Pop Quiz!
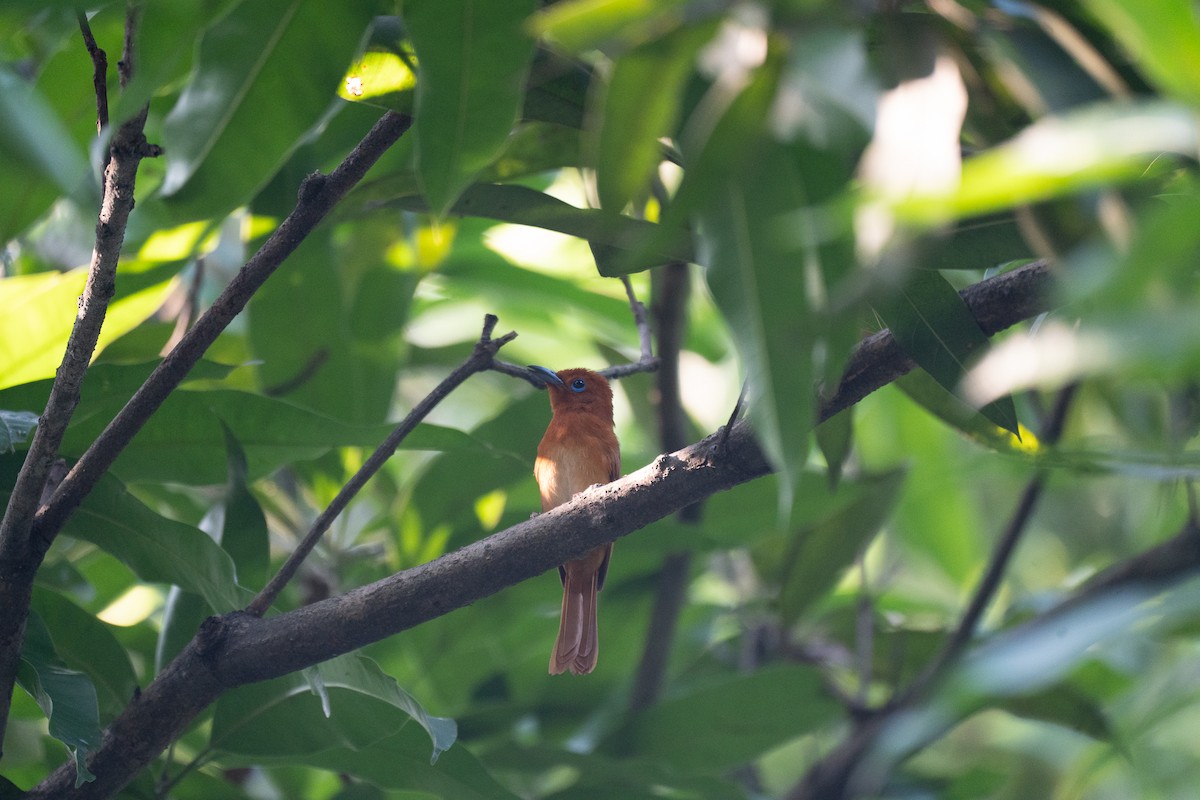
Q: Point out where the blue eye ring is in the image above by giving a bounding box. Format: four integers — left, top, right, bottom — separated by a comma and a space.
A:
570, 378, 586, 393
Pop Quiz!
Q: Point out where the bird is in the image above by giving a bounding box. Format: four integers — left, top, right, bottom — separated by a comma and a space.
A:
528, 365, 620, 675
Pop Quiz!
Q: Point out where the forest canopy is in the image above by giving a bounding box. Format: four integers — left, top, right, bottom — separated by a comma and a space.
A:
3, 1, 1200, 799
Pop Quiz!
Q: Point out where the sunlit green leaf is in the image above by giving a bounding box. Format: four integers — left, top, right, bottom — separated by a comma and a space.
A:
160, 0, 374, 220
592, 22, 714, 212
0, 261, 179, 391
529, 0, 691, 54
392, 183, 693, 273
894, 101, 1197, 223
406, 0, 539, 216
1084, 0, 1200, 104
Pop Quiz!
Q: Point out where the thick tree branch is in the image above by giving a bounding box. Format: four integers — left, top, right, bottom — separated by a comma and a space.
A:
27, 259, 1056, 799
630, 260, 698, 712
0, 8, 158, 759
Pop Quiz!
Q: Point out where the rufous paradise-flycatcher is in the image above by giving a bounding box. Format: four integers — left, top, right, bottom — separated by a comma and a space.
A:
528, 365, 619, 675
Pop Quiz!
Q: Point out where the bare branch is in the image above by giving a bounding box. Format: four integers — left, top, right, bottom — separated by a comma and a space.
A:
246, 316, 518, 617
600, 275, 660, 379
77, 12, 108, 132
31, 111, 414, 556
0, 6, 158, 756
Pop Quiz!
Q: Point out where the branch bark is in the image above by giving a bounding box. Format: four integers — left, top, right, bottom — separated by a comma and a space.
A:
27, 259, 1056, 799
0, 9, 158, 758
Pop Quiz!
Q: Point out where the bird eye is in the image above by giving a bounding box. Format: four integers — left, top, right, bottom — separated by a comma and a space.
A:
570, 378, 586, 393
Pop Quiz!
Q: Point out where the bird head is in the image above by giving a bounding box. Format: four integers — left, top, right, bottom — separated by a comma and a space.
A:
527, 366, 614, 421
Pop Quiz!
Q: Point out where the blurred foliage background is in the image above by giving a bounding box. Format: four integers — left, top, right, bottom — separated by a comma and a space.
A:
4, 0, 1200, 798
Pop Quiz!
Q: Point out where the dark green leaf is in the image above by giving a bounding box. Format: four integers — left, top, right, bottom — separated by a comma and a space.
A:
0, 454, 243, 611
392, 182, 693, 273
0, 410, 38, 452
776, 469, 904, 623
59, 389, 482, 485
406, 0, 539, 215
874, 267, 1020, 435
17, 611, 101, 786
592, 23, 714, 212
602, 665, 840, 773
31, 588, 138, 719
215, 424, 270, 590
160, 0, 375, 220
211, 653, 456, 763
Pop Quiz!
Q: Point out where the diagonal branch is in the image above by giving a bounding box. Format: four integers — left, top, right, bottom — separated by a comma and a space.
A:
26, 259, 1056, 800
30, 111, 414, 558
246, 316, 518, 616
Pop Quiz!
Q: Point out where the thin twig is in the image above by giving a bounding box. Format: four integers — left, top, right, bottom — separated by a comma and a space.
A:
854, 554, 874, 706
117, 2, 138, 90
246, 316, 517, 617
77, 11, 108, 133
897, 383, 1078, 703
600, 275, 659, 379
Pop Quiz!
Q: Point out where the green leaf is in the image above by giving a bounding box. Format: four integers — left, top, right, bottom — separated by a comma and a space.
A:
394, 183, 692, 274
155, 587, 210, 674
59, 389, 482, 485
530, 0, 691, 54
776, 469, 905, 623
592, 22, 714, 212
602, 665, 840, 773
109, 0, 219, 127
895, 101, 1197, 223
0, 66, 92, 200
1084, 0, 1200, 104
17, 611, 101, 787
214, 423, 270, 590
895, 369, 1030, 454
0, 261, 180, 391
699, 138, 815, 515
999, 684, 1112, 741
307, 724, 518, 800
406, 0, 539, 216
0, 410, 38, 452
874, 267, 1020, 436
2, 454, 243, 612
160, 0, 375, 220
211, 652, 456, 764
31, 588, 139, 720
869, 579, 1200, 774
247, 229, 417, 425
815, 410, 853, 486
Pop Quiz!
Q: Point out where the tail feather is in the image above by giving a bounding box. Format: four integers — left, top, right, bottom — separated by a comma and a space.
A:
549, 570, 599, 675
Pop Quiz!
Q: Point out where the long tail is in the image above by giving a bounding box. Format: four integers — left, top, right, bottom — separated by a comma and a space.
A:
549, 569, 599, 675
